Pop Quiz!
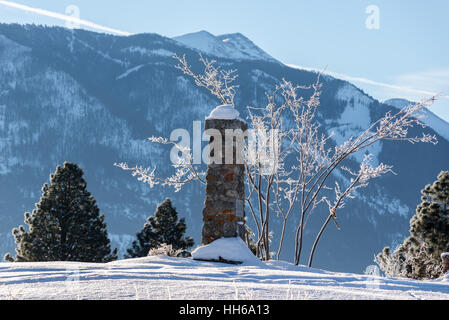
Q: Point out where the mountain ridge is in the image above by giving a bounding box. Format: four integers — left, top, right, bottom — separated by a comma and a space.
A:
384, 98, 449, 141
173, 30, 277, 63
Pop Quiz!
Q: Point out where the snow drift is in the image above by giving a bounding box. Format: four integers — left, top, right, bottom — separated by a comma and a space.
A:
191, 237, 263, 266
1, 255, 449, 300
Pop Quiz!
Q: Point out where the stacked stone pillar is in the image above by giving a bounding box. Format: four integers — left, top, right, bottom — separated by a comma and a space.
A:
201, 110, 248, 245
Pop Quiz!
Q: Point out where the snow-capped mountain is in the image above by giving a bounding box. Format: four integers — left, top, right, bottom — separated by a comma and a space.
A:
384, 98, 449, 142
173, 30, 277, 62
0, 24, 447, 273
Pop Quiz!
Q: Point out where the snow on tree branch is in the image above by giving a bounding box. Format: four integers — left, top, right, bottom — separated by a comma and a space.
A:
114, 136, 205, 192
173, 53, 238, 106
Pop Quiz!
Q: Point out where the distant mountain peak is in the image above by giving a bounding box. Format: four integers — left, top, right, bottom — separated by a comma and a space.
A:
383, 98, 414, 107
172, 30, 277, 63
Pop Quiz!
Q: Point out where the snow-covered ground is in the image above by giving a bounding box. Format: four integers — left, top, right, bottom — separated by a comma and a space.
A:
1, 254, 449, 300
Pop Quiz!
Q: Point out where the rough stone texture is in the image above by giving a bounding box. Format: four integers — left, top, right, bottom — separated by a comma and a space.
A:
202, 117, 248, 244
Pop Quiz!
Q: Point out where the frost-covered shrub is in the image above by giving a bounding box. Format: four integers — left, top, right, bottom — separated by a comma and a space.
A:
147, 243, 188, 257
376, 240, 441, 279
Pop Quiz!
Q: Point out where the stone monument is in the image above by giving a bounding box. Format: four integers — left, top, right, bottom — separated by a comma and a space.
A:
201, 105, 247, 244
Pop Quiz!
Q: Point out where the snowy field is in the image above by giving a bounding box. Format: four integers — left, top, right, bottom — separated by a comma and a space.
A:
1, 255, 449, 300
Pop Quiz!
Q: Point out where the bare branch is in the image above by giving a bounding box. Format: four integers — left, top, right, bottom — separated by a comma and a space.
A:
173, 53, 238, 105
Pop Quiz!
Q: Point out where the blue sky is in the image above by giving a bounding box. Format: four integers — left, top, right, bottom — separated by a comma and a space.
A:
1, 0, 448, 121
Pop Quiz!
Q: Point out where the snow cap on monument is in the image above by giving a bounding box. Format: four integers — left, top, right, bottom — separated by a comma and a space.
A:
206, 104, 241, 120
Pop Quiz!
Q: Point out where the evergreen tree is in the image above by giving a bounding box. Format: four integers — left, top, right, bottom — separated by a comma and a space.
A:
376, 171, 449, 279
4, 162, 117, 262
125, 198, 194, 258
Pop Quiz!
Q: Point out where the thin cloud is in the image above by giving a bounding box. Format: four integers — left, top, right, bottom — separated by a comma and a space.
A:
0, 0, 132, 36
286, 63, 448, 99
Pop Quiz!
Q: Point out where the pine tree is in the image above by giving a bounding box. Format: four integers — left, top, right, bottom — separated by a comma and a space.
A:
125, 198, 194, 258
376, 171, 449, 279
410, 171, 449, 251
4, 162, 117, 262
